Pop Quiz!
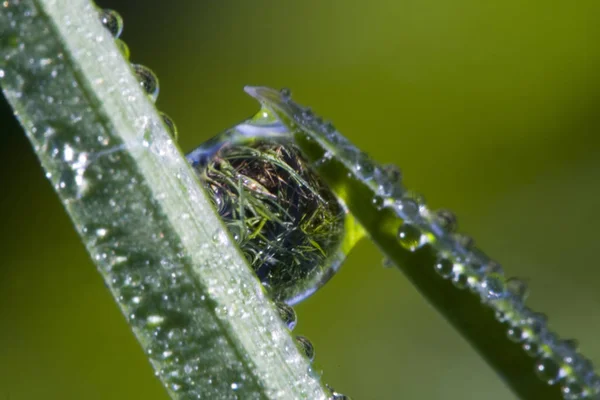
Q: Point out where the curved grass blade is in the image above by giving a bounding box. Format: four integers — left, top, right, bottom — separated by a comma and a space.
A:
0, 2, 330, 399
247, 86, 599, 399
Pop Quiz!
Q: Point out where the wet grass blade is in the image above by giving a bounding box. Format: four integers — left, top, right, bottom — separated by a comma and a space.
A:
248, 86, 599, 400
0, 2, 329, 399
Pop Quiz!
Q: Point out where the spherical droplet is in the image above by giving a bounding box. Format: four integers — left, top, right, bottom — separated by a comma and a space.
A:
295, 335, 315, 362
131, 64, 159, 102
381, 257, 393, 268
526, 312, 549, 336
397, 223, 422, 251
561, 381, 584, 400
434, 257, 454, 279
99, 9, 123, 38
160, 112, 178, 140
115, 38, 130, 60
507, 326, 524, 343
275, 302, 297, 331
535, 356, 561, 385
506, 277, 529, 302
280, 87, 291, 99
188, 136, 348, 305
452, 273, 468, 289
434, 209, 457, 233
480, 274, 507, 300
454, 233, 475, 250
523, 341, 541, 356
372, 195, 385, 210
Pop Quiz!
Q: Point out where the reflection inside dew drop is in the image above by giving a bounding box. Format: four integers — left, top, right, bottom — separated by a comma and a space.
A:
397, 223, 424, 252
186, 114, 362, 305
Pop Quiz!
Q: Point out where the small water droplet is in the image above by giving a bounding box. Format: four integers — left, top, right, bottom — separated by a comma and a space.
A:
295, 335, 315, 362
526, 312, 549, 336
434, 209, 457, 233
160, 112, 178, 140
275, 302, 297, 331
451, 273, 468, 289
506, 277, 529, 302
454, 233, 475, 250
131, 64, 159, 102
561, 381, 584, 400
480, 274, 507, 300
99, 9, 123, 38
280, 87, 291, 99
372, 195, 385, 210
523, 341, 541, 356
397, 223, 423, 251
381, 257, 394, 268
231, 382, 240, 390
535, 356, 561, 385
115, 38, 130, 60
434, 257, 454, 278
302, 107, 314, 120
507, 326, 524, 343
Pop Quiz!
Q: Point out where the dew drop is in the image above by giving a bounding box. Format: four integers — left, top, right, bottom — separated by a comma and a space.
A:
372, 195, 385, 210
434, 257, 454, 279
381, 257, 393, 268
523, 341, 541, 356
561, 381, 584, 400
280, 87, 291, 99
507, 326, 524, 343
160, 112, 178, 140
99, 9, 123, 38
526, 312, 549, 336
480, 274, 507, 300
535, 356, 561, 385
275, 302, 297, 331
295, 335, 315, 362
454, 233, 475, 250
506, 277, 529, 302
115, 38, 130, 60
451, 273, 468, 289
131, 64, 159, 102
434, 209, 458, 233
397, 223, 423, 251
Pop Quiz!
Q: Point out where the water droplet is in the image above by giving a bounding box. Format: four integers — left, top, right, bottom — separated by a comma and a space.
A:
506, 277, 529, 302
434, 209, 457, 233
115, 38, 130, 60
302, 107, 314, 120
372, 195, 385, 210
561, 381, 584, 400
230, 382, 241, 390
99, 9, 123, 38
480, 274, 507, 300
275, 302, 297, 331
526, 312, 549, 336
523, 341, 541, 356
295, 335, 315, 362
353, 151, 375, 180
452, 273, 468, 289
160, 112, 178, 140
280, 87, 291, 99
397, 223, 423, 251
382, 164, 402, 183
507, 326, 524, 343
454, 233, 475, 250
535, 356, 561, 385
188, 133, 348, 304
482, 260, 504, 275
434, 257, 454, 278
381, 257, 394, 268
131, 64, 159, 102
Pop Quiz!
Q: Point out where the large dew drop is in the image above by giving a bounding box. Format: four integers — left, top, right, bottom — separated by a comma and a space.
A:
187, 110, 360, 305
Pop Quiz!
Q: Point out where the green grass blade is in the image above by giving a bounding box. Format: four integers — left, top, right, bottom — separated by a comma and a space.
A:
0, 2, 329, 399
247, 86, 599, 400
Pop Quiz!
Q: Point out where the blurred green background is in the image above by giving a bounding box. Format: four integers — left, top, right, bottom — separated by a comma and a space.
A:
2, 1, 600, 399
